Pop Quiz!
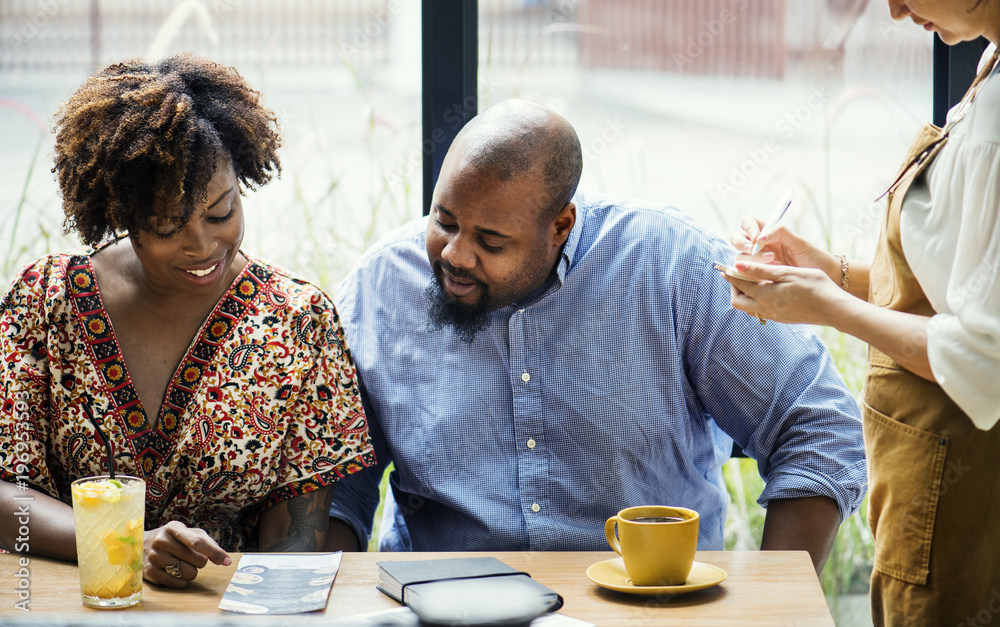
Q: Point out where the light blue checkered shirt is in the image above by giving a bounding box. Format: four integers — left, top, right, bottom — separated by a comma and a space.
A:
329, 192, 866, 552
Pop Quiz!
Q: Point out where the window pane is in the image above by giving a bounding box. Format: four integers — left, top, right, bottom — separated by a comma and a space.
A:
0, 1, 422, 287
478, 0, 932, 263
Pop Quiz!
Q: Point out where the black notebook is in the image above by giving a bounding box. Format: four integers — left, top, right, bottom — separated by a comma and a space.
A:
376, 556, 522, 603
375, 557, 564, 626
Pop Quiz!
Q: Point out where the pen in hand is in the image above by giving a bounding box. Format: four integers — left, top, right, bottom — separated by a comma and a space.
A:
750, 189, 794, 256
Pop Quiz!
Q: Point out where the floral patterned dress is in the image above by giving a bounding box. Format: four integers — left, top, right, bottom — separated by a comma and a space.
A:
0, 248, 375, 550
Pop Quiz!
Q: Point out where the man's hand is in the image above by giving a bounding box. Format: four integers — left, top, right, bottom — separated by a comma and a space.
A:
143, 521, 232, 589
760, 496, 842, 574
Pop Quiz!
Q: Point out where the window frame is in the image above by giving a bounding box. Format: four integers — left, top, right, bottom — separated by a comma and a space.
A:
421, 0, 478, 216
933, 37, 991, 126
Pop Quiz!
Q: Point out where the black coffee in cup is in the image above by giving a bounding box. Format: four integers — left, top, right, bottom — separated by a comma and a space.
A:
631, 516, 684, 523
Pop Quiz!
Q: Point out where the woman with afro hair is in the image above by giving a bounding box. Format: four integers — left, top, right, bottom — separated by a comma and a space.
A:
0, 53, 374, 588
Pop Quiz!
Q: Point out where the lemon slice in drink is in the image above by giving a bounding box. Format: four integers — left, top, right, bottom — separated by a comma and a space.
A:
105, 479, 124, 503
74, 479, 125, 507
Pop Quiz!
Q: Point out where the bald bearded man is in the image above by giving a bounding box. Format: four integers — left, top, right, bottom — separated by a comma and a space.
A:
324, 100, 866, 573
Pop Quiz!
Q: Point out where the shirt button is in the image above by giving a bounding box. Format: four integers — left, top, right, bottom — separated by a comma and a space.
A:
531, 503, 540, 513
521, 372, 530, 382
526, 438, 536, 449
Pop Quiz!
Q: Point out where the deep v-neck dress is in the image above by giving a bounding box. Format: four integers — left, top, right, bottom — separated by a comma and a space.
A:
0, 247, 374, 550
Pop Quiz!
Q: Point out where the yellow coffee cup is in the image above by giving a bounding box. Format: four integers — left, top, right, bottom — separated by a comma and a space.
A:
604, 505, 699, 586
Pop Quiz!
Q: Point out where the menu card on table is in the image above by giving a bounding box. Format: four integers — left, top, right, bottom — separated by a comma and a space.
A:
218, 552, 342, 614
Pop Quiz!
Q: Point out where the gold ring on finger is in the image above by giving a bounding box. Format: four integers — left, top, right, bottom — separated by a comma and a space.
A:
165, 559, 184, 579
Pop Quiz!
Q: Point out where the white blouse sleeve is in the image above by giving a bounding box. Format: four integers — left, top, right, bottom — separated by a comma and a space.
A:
922, 109, 1000, 430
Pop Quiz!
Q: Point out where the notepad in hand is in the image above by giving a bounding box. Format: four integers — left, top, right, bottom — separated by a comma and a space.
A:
713, 261, 757, 281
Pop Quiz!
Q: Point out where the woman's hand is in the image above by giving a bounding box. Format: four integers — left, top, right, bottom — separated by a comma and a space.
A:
721, 261, 851, 327
143, 521, 231, 589
732, 217, 843, 283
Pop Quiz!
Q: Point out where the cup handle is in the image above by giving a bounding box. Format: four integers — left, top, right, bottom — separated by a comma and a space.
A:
604, 517, 622, 555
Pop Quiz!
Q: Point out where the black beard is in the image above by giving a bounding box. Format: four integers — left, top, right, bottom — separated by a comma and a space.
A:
425, 266, 493, 344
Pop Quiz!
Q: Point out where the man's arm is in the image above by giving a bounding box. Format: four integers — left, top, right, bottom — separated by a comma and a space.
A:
324, 517, 361, 552
258, 486, 335, 552
760, 496, 841, 573
321, 380, 392, 553
682, 240, 866, 563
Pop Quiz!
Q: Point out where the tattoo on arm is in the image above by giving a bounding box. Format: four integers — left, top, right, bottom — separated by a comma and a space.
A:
266, 488, 332, 552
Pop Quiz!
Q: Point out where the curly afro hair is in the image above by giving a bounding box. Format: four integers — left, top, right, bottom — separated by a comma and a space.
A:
52, 53, 281, 246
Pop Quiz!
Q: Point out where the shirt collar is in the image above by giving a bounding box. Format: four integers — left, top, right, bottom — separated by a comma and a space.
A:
502, 197, 585, 311
554, 194, 585, 285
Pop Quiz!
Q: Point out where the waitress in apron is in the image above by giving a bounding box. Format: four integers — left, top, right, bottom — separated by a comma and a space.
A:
722, 1, 1000, 625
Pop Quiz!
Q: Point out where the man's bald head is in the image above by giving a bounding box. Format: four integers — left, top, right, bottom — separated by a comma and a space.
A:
447, 99, 582, 221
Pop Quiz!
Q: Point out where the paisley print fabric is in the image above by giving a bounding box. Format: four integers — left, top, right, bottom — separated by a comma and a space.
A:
0, 248, 375, 550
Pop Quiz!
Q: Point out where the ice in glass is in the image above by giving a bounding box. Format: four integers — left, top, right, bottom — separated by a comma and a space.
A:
71, 475, 145, 608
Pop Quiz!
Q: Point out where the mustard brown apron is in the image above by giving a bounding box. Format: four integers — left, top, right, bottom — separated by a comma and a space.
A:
864, 51, 1000, 626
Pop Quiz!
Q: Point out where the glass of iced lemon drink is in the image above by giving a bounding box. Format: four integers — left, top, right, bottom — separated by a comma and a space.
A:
71, 475, 145, 608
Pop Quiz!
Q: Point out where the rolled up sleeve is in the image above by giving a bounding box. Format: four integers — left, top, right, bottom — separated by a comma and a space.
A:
685, 243, 867, 521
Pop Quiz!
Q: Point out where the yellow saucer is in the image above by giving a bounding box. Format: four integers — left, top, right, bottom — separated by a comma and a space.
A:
586, 558, 727, 596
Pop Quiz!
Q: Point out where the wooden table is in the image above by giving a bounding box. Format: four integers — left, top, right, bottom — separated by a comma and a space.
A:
0, 551, 834, 626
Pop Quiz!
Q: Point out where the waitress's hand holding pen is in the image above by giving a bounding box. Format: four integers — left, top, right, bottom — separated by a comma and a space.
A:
750, 189, 793, 256
722, 189, 856, 326
729, 189, 842, 282
731, 215, 824, 269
